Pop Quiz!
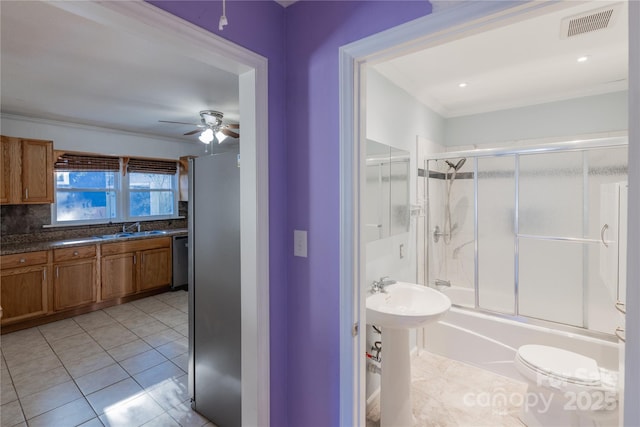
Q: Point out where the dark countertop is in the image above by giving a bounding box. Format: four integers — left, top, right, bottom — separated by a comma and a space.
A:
1, 228, 188, 256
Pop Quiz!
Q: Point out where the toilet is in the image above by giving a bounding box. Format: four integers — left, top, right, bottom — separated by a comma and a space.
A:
514, 345, 618, 427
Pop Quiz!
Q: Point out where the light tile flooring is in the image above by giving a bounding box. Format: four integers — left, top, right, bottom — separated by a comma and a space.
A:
2, 290, 528, 427
1, 290, 214, 427
366, 351, 527, 426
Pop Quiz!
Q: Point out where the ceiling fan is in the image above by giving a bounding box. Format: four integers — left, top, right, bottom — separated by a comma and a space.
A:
160, 110, 239, 143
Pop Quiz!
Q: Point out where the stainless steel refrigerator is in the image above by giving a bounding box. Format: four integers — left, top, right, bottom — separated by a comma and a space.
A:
188, 149, 241, 426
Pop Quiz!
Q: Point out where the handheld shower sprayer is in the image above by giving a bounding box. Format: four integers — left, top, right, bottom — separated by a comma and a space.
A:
439, 157, 467, 244
446, 158, 467, 171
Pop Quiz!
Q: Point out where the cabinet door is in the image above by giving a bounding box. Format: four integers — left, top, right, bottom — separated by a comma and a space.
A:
0, 137, 11, 204
54, 260, 96, 310
138, 247, 172, 291
0, 266, 48, 324
101, 253, 136, 300
21, 139, 53, 203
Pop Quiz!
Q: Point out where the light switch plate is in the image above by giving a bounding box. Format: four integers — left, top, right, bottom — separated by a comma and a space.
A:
294, 229, 308, 257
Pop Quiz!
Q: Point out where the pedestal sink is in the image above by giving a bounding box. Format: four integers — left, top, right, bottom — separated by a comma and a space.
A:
366, 282, 451, 427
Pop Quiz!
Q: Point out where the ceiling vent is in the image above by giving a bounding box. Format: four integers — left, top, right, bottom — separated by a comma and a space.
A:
560, 3, 622, 39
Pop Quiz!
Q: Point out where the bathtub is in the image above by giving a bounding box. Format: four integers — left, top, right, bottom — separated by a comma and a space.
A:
423, 286, 619, 381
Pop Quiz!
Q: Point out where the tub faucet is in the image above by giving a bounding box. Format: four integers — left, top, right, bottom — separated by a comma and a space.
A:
435, 279, 451, 288
371, 276, 396, 293
123, 222, 141, 233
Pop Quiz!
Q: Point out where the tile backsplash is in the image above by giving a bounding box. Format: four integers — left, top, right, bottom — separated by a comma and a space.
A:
1, 202, 188, 245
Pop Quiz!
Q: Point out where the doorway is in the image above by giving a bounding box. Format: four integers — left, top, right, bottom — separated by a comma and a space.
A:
1, 1, 270, 425
339, 2, 639, 425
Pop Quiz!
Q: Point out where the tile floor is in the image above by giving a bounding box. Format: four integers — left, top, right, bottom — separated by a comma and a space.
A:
2, 290, 527, 427
366, 351, 527, 426
1, 290, 214, 427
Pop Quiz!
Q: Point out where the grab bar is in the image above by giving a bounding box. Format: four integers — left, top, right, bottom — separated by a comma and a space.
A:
615, 327, 626, 342
615, 301, 626, 315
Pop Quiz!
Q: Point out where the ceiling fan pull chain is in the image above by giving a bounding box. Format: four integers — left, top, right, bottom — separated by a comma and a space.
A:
219, 0, 228, 31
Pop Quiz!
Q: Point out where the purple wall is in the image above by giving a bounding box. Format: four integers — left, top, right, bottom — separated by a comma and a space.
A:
148, 1, 430, 425
284, 2, 430, 425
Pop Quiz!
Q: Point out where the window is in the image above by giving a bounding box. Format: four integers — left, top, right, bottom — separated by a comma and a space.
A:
126, 158, 177, 218
52, 153, 178, 225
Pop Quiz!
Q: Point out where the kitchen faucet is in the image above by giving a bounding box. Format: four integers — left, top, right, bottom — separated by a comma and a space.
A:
371, 276, 396, 293
122, 222, 141, 233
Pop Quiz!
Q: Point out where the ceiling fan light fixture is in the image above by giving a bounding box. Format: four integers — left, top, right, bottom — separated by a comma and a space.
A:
199, 128, 214, 144
216, 131, 228, 143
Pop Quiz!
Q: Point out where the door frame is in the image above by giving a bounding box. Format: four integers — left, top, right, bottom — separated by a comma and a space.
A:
339, 1, 639, 425
50, 2, 270, 425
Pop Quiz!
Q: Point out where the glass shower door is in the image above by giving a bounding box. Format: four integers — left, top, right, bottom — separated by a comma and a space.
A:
477, 156, 515, 314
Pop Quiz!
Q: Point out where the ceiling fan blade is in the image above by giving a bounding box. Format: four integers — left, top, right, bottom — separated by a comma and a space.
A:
226, 123, 240, 129
183, 129, 201, 136
221, 128, 240, 139
159, 120, 202, 126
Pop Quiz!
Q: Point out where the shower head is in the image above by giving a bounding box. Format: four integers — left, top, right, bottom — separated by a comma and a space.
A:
445, 158, 467, 171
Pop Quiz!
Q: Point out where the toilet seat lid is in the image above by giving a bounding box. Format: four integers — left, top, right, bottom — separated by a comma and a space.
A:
517, 345, 601, 386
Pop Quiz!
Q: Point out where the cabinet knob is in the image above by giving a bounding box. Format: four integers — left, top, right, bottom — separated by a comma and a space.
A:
73, 251, 79, 256
19, 258, 25, 263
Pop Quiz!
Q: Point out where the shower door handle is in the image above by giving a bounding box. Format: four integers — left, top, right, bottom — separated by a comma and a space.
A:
600, 224, 609, 248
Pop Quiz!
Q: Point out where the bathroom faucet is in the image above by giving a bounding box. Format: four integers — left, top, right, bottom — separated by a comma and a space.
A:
371, 276, 396, 293
122, 222, 141, 233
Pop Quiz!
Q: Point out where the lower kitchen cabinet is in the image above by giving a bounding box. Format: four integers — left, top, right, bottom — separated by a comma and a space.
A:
54, 259, 97, 310
138, 247, 172, 291
53, 245, 98, 310
1, 236, 175, 331
101, 253, 137, 300
0, 251, 50, 325
101, 237, 172, 300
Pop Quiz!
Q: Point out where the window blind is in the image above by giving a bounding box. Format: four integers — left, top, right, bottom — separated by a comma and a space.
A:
127, 158, 178, 175
54, 153, 120, 171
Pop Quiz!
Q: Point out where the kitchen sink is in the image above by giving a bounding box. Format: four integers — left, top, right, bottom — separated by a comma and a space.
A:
139, 230, 169, 235
96, 230, 170, 239
98, 232, 134, 239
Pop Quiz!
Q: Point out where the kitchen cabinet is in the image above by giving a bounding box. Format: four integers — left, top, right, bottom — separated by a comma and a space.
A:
0, 235, 176, 332
101, 253, 137, 300
0, 135, 54, 205
101, 237, 172, 300
53, 245, 97, 311
1, 138, 10, 204
138, 247, 172, 291
0, 251, 50, 325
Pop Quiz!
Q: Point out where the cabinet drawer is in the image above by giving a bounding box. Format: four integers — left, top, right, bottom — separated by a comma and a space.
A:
101, 237, 171, 256
54, 245, 96, 262
1, 251, 49, 270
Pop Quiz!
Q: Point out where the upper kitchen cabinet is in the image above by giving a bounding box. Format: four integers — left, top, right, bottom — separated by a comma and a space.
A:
0, 135, 54, 204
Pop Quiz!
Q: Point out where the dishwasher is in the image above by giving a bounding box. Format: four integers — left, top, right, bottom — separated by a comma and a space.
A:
172, 235, 189, 290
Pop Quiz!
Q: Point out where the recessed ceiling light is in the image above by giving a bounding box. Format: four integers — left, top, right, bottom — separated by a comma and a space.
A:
458, 82, 468, 88
577, 55, 590, 63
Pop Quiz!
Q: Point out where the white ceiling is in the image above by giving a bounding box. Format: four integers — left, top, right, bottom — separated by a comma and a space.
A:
374, 2, 628, 118
0, 1, 240, 142
1, 1, 628, 142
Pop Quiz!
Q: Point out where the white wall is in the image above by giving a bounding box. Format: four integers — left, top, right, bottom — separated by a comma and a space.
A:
364, 69, 446, 400
1, 114, 202, 159
445, 91, 628, 147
